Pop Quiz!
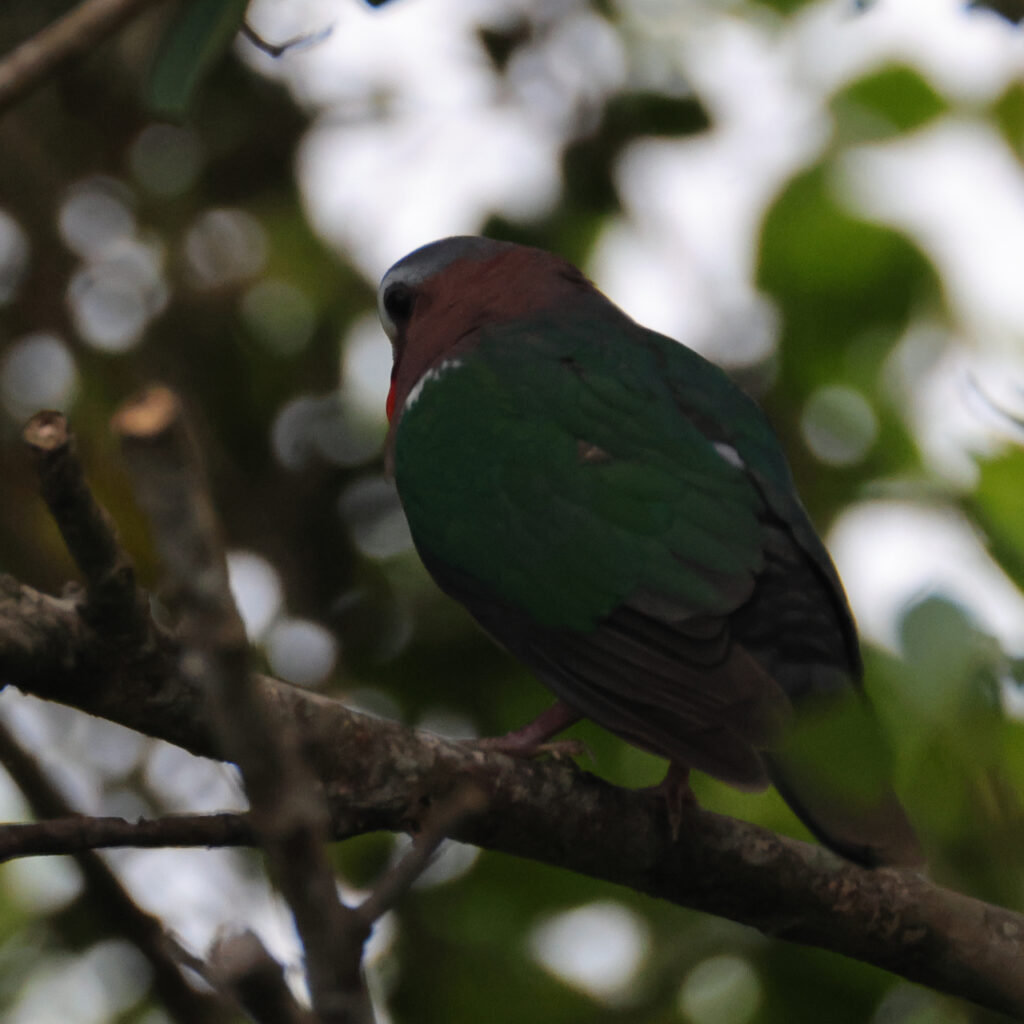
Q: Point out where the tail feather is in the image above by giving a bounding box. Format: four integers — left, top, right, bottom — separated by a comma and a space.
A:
762, 687, 924, 871
765, 754, 922, 867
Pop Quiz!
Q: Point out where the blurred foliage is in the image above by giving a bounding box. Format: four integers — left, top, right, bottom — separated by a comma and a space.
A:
833, 66, 948, 139
487, 90, 710, 267
993, 81, 1024, 158
971, 0, 1024, 24
757, 164, 938, 517
969, 447, 1024, 590
1, 1, 1024, 1023
145, 0, 250, 117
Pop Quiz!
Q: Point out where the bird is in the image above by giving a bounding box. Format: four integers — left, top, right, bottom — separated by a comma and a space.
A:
376, 235, 921, 868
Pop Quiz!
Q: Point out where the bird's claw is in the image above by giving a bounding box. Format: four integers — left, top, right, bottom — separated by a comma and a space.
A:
470, 735, 589, 763
649, 763, 698, 842
534, 738, 592, 762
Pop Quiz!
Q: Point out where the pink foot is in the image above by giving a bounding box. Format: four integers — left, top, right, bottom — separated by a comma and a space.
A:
653, 763, 698, 840
472, 702, 585, 760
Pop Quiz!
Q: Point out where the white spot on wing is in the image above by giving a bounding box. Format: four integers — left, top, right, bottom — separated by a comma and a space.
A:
403, 358, 462, 415
713, 440, 745, 469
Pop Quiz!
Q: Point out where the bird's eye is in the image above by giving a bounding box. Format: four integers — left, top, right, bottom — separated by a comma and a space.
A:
383, 283, 416, 326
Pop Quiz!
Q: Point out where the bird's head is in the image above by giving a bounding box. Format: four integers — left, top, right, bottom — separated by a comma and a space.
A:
377, 236, 593, 425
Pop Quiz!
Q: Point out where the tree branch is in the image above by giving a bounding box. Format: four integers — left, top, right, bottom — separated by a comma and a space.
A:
0, 717, 234, 1024
112, 387, 374, 1024
23, 411, 147, 637
353, 781, 487, 928
0, 810, 257, 861
3, 596, 1021, 1015
0, 0, 173, 116
1, 399, 1023, 1018
189, 931, 318, 1024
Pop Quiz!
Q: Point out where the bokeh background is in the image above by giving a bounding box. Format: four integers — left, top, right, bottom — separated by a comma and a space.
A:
2, 0, 1024, 1021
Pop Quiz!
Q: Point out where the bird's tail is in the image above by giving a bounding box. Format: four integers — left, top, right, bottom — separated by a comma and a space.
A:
763, 692, 923, 869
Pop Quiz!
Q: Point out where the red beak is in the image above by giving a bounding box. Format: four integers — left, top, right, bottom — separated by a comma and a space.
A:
385, 365, 398, 422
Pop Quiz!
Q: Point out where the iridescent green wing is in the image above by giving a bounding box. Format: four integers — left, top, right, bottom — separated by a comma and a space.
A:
394, 310, 768, 633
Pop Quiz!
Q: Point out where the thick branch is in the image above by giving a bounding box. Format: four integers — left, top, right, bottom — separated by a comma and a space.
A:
0, 0, 172, 116
1, 588, 1021, 1015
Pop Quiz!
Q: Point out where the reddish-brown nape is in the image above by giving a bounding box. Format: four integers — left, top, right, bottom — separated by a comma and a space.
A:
386, 245, 597, 431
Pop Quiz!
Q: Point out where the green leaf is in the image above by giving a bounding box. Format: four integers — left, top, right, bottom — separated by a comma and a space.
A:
898, 595, 1003, 723
759, 0, 876, 12
967, 446, 1024, 590
561, 91, 710, 215
145, 0, 250, 118
759, 166, 941, 390
993, 83, 1024, 161
755, 165, 941, 508
757, 0, 821, 11
833, 65, 948, 139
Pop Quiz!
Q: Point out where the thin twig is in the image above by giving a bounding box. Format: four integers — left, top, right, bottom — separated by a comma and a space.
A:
356, 782, 486, 927
22, 411, 146, 636
0, 0, 172, 116
0, 717, 233, 1024
240, 22, 333, 59
112, 386, 374, 1024
0, 781, 382, 860
209, 932, 316, 1024
204, 931, 317, 1024
0, 810, 256, 861
164, 931, 316, 1024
